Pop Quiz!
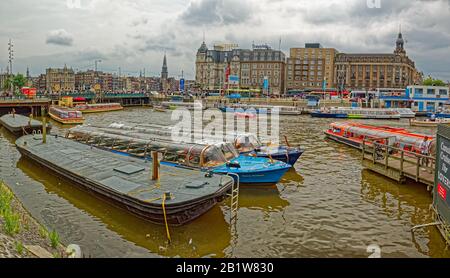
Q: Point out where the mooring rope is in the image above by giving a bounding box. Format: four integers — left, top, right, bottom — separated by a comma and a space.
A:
162, 193, 171, 243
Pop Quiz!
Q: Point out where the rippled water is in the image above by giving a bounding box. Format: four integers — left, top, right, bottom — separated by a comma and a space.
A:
1, 107, 449, 258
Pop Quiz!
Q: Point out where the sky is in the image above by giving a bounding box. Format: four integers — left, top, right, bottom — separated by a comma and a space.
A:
0, 0, 449, 81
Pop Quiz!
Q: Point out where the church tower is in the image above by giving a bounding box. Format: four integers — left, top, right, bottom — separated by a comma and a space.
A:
394, 28, 406, 56
161, 53, 169, 92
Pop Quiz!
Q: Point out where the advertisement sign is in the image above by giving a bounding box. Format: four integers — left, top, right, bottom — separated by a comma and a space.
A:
263, 77, 269, 90
434, 124, 450, 224
228, 75, 239, 85
180, 78, 185, 92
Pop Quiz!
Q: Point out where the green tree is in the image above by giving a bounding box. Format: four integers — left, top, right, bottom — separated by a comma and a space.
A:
12, 74, 27, 90
423, 77, 447, 86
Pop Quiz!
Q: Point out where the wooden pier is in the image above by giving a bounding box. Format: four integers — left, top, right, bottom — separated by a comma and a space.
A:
0, 96, 50, 117
361, 139, 436, 190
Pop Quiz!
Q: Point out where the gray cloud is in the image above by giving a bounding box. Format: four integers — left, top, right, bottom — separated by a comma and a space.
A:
180, 0, 253, 26
46, 29, 74, 46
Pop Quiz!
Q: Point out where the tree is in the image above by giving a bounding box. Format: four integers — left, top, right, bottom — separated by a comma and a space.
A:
12, 74, 27, 90
423, 77, 447, 86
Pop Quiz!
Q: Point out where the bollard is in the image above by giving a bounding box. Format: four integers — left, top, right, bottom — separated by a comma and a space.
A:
42, 118, 47, 144
152, 151, 159, 180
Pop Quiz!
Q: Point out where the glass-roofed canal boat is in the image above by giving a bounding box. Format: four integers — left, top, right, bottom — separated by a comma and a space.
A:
87, 123, 305, 166
66, 126, 292, 185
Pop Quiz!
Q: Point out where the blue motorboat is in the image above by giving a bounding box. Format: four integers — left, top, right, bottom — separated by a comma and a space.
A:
427, 112, 450, 118
66, 128, 292, 185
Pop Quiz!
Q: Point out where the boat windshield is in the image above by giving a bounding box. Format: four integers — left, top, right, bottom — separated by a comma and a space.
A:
202, 145, 228, 168
235, 134, 262, 152
218, 143, 239, 161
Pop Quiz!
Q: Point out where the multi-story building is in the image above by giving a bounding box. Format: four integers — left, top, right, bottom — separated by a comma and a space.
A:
286, 44, 338, 91
46, 66, 75, 93
0, 72, 9, 93
196, 42, 286, 95
334, 32, 420, 91
75, 70, 114, 92
31, 74, 47, 92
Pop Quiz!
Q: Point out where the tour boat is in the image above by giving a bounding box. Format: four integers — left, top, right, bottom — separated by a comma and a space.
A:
389, 108, 416, 118
410, 118, 450, 127
312, 108, 401, 119
74, 103, 123, 113
427, 110, 450, 119
325, 122, 435, 154
82, 123, 304, 166
219, 104, 302, 116
48, 106, 85, 125
66, 127, 292, 185
153, 106, 167, 112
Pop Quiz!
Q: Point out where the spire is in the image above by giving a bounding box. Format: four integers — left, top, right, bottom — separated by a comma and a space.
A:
394, 26, 406, 55
161, 52, 168, 80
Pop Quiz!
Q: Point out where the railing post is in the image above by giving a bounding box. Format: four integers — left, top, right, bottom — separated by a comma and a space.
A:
400, 151, 404, 175
416, 156, 420, 182
385, 144, 389, 169
361, 139, 365, 162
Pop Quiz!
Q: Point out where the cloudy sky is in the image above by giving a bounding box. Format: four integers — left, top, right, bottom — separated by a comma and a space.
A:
0, 0, 449, 80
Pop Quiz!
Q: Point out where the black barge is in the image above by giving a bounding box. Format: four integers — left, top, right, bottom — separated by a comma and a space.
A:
15, 134, 234, 226
0, 113, 51, 136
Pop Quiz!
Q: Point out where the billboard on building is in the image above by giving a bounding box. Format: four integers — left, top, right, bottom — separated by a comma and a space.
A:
229, 75, 239, 85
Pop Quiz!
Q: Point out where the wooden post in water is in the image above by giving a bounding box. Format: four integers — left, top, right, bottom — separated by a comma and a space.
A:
42, 117, 47, 144
152, 151, 159, 180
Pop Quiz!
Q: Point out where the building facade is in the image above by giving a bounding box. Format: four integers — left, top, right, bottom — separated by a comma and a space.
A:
334, 32, 420, 91
46, 66, 75, 93
286, 44, 338, 91
196, 42, 286, 95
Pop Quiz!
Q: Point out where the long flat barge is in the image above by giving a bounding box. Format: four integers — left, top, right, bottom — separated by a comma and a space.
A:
15, 134, 234, 226
0, 113, 51, 136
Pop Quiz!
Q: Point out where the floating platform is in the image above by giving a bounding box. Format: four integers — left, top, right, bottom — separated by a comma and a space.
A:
0, 114, 51, 136
15, 134, 234, 226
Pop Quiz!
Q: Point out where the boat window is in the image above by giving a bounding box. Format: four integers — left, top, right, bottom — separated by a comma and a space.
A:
219, 143, 239, 161
202, 146, 227, 168
235, 135, 260, 152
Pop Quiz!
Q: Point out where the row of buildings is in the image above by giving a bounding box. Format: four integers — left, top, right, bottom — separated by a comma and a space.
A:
195, 31, 423, 95
1, 54, 182, 94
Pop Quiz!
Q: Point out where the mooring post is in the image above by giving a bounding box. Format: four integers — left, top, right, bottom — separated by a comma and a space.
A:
152, 151, 159, 180
42, 117, 47, 144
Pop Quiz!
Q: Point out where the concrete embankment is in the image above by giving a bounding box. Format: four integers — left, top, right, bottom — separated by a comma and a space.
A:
0, 181, 66, 258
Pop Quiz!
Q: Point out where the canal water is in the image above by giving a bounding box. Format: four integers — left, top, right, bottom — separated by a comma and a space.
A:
1, 107, 449, 258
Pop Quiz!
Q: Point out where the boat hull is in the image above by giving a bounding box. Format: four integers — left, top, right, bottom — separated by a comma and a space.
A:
0, 115, 51, 136
311, 112, 348, 118
79, 107, 124, 114
324, 131, 362, 150
49, 112, 85, 125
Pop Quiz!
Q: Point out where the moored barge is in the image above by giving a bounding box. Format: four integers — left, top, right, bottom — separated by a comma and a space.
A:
16, 134, 234, 226
0, 113, 51, 136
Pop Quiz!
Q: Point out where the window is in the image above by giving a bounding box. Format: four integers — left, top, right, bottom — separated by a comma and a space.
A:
427, 88, 435, 95
439, 89, 448, 96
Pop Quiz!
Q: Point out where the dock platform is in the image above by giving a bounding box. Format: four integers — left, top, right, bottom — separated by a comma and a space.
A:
361, 140, 435, 189
15, 134, 234, 226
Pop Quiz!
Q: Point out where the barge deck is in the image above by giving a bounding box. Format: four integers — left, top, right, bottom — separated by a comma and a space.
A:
0, 114, 51, 136
15, 134, 234, 226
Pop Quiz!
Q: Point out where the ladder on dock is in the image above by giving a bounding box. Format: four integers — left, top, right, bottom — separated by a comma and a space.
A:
227, 173, 240, 227
361, 139, 436, 190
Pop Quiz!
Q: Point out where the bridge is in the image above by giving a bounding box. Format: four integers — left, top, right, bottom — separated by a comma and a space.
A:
0, 96, 51, 116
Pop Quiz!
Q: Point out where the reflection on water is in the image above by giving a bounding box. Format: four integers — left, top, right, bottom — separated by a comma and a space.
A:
0, 108, 449, 258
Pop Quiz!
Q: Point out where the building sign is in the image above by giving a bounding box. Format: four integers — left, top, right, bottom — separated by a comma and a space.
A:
228, 75, 239, 85
180, 78, 185, 92
263, 77, 269, 90
434, 124, 450, 224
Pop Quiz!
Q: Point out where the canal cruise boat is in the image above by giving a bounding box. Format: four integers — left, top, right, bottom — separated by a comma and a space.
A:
85, 123, 305, 166
325, 122, 435, 154
219, 104, 303, 116
74, 103, 123, 113
48, 106, 85, 125
66, 126, 292, 185
312, 108, 401, 119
